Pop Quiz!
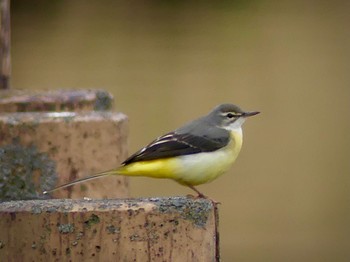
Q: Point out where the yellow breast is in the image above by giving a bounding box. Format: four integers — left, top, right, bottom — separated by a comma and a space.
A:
174, 129, 243, 185
117, 129, 243, 186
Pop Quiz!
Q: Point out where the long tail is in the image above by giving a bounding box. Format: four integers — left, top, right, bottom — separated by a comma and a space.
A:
42, 169, 118, 195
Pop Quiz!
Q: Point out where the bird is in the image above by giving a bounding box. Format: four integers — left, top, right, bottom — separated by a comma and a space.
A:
43, 103, 259, 198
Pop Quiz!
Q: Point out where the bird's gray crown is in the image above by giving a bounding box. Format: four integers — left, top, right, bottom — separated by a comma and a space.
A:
211, 103, 244, 115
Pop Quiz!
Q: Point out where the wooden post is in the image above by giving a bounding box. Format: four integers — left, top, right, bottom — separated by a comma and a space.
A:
0, 111, 129, 200
0, 0, 10, 89
0, 90, 129, 200
0, 197, 219, 261
0, 89, 114, 112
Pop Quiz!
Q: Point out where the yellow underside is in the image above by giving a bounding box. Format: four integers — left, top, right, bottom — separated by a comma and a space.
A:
116, 130, 243, 186
117, 158, 180, 179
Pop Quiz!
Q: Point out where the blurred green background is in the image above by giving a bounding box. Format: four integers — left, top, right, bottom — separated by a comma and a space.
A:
11, 0, 350, 261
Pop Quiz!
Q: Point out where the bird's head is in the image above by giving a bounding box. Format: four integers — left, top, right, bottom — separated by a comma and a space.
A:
208, 103, 260, 130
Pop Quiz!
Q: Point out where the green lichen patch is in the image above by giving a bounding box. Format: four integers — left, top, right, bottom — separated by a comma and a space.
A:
84, 214, 100, 228
151, 197, 213, 228
58, 223, 75, 234
106, 224, 120, 234
0, 143, 57, 201
94, 91, 113, 111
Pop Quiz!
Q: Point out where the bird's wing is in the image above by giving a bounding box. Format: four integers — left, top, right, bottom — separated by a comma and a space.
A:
122, 130, 229, 165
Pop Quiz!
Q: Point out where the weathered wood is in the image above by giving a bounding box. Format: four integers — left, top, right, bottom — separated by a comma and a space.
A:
0, 111, 129, 200
0, 0, 10, 89
0, 197, 219, 262
0, 89, 114, 112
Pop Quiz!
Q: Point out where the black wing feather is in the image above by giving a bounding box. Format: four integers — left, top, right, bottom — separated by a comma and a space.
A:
122, 125, 230, 165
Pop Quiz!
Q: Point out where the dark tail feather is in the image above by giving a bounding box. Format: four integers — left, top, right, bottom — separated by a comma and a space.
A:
42, 169, 118, 195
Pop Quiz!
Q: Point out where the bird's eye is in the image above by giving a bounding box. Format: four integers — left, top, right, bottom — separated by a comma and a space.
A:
226, 113, 235, 118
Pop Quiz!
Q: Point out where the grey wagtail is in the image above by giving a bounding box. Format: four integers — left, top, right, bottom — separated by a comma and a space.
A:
43, 104, 259, 198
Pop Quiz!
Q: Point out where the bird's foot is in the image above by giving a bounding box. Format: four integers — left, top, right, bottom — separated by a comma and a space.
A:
186, 193, 221, 205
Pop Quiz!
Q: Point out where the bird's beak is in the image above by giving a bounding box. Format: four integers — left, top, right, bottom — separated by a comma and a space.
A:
243, 111, 260, 117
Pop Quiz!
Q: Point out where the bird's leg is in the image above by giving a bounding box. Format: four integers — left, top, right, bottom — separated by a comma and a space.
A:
188, 185, 207, 198
187, 185, 220, 205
